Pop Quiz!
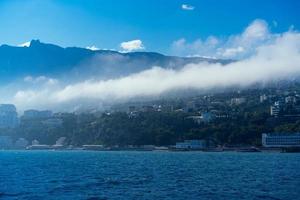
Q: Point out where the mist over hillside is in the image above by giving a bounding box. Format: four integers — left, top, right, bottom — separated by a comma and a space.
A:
1, 21, 300, 112
0, 40, 231, 111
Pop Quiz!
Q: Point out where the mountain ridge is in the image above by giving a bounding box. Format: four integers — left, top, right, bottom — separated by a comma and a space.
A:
0, 40, 231, 83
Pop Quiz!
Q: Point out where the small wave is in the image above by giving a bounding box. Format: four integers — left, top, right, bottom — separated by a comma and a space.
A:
86, 197, 108, 200
256, 194, 282, 200
0, 191, 29, 198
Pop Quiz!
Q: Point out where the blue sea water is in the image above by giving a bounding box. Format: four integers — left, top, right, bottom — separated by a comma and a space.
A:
0, 151, 300, 200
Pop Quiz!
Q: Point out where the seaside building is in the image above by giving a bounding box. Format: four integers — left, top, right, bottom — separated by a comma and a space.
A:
175, 140, 206, 150
82, 145, 105, 150
0, 104, 19, 128
262, 133, 300, 147
27, 139, 51, 150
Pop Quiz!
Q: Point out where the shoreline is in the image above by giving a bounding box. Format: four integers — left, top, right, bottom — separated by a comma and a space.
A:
0, 148, 288, 153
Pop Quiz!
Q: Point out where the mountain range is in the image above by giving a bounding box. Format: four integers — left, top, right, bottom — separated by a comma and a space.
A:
0, 40, 231, 83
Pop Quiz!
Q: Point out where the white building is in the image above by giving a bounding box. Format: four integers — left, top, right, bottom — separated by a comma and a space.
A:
270, 101, 281, 117
175, 140, 206, 150
82, 145, 105, 150
262, 133, 300, 147
27, 139, 51, 150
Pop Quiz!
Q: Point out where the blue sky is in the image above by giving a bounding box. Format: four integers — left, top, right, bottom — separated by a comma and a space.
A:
0, 0, 299, 55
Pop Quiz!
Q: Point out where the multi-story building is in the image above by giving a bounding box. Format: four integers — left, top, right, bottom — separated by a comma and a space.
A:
270, 101, 281, 117
262, 133, 300, 147
0, 104, 19, 128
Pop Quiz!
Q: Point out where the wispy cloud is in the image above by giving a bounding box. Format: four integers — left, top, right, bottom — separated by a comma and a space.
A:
182, 4, 195, 11
86, 45, 99, 51
24, 76, 58, 85
120, 39, 144, 52
171, 19, 273, 59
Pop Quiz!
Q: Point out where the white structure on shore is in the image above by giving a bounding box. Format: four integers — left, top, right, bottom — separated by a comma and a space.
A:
26, 139, 50, 150
82, 145, 105, 150
175, 140, 206, 150
262, 133, 300, 147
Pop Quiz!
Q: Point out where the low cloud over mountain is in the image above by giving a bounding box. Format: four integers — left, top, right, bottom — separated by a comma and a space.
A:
1, 19, 300, 111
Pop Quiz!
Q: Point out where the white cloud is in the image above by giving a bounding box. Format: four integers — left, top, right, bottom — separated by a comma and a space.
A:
242, 19, 269, 40
24, 76, 58, 85
171, 19, 275, 59
86, 45, 99, 51
221, 46, 244, 57
120, 39, 144, 52
182, 4, 195, 10
18, 41, 31, 47
10, 31, 300, 110
171, 36, 219, 57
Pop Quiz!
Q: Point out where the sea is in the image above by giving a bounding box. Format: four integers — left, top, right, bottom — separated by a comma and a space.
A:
0, 151, 300, 200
